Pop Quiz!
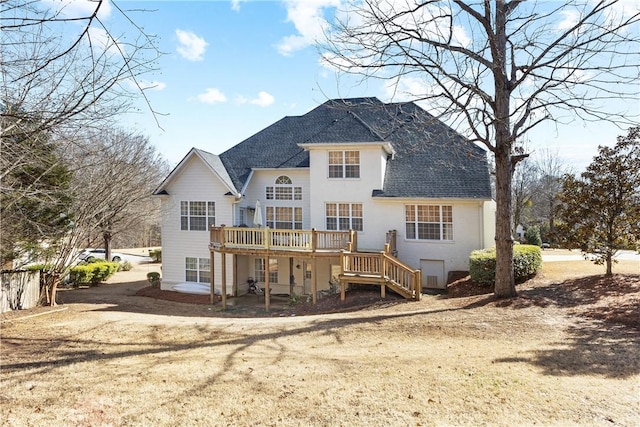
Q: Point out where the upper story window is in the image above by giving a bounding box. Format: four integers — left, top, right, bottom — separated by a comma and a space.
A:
329, 151, 360, 178
405, 205, 453, 241
266, 175, 302, 200
181, 201, 215, 231
266, 206, 302, 229
325, 203, 363, 231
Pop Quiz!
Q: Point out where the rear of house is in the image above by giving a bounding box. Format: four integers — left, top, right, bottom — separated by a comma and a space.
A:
155, 98, 495, 300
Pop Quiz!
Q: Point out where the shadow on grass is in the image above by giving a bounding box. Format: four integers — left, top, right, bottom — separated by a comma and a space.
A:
490, 273, 640, 378
6, 274, 639, 381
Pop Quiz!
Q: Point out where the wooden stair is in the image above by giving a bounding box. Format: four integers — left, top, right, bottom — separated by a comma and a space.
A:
338, 251, 422, 301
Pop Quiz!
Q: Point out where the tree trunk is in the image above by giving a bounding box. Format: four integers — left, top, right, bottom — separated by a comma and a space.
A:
605, 255, 613, 276
494, 149, 517, 297
104, 230, 112, 262
492, 1, 517, 298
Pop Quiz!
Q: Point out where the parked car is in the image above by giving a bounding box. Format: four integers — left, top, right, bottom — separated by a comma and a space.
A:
78, 248, 124, 263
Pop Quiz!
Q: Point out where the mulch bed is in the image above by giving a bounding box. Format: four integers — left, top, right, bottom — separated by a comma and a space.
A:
135, 286, 218, 305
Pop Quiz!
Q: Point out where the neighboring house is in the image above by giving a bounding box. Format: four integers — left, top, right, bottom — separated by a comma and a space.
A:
154, 97, 495, 305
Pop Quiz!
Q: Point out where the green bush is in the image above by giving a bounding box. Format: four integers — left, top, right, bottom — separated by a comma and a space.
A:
69, 260, 119, 286
469, 248, 496, 286
69, 264, 94, 285
24, 264, 54, 272
469, 245, 542, 287
525, 225, 542, 246
149, 249, 162, 262
513, 245, 542, 281
147, 272, 161, 288
119, 260, 133, 271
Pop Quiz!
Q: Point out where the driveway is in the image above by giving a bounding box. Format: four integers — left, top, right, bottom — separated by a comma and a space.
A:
541, 249, 640, 263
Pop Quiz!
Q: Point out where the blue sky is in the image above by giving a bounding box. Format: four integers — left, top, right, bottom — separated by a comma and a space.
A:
50, 0, 639, 171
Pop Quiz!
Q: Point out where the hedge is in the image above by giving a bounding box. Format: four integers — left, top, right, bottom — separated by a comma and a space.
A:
149, 249, 162, 262
69, 260, 119, 286
469, 245, 542, 287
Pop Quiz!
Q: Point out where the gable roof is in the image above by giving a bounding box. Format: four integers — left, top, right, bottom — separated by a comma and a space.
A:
158, 98, 492, 200
218, 97, 492, 199
153, 148, 238, 197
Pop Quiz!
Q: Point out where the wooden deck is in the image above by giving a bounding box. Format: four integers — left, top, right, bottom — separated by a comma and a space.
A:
210, 226, 357, 254
209, 226, 421, 310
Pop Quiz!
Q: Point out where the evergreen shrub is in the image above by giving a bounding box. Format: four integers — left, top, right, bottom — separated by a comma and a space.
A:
469, 245, 542, 286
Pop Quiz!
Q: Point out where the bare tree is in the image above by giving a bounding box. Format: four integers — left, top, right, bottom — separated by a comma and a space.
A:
323, 0, 640, 297
511, 154, 537, 240
1, 0, 161, 220
1, 0, 160, 135
31, 127, 168, 305
529, 149, 570, 243
69, 128, 169, 262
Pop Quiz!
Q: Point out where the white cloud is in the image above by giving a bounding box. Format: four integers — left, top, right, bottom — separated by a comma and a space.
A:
557, 10, 580, 30
87, 26, 121, 55
230, 0, 247, 12
41, 0, 112, 20
197, 88, 227, 104
236, 91, 275, 107
277, 0, 340, 56
175, 29, 208, 61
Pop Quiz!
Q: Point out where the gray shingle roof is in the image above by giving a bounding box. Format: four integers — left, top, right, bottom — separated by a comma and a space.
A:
218, 97, 492, 199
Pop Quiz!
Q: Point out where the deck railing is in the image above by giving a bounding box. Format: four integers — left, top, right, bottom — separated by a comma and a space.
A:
210, 226, 356, 252
341, 251, 422, 299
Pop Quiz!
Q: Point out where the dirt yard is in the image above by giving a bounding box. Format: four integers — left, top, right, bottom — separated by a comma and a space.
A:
1, 253, 638, 426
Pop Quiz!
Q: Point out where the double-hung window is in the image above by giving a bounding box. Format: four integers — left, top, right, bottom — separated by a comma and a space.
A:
265, 176, 302, 200
328, 151, 360, 178
325, 203, 363, 231
266, 206, 302, 229
185, 257, 210, 283
181, 201, 215, 231
405, 205, 453, 241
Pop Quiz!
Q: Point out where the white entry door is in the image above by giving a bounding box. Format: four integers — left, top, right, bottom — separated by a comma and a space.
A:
420, 259, 445, 290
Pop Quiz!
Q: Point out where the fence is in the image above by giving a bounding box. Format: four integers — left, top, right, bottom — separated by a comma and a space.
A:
1, 270, 41, 313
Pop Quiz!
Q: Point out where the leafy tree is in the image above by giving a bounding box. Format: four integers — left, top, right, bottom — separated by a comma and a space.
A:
323, 1, 640, 297
524, 225, 542, 247
0, 111, 73, 268
556, 127, 640, 276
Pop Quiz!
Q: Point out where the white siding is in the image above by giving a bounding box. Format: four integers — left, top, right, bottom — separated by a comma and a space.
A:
160, 143, 494, 295
159, 155, 235, 289
307, 145, 386, 238
242, 169, 311, 228
368, 200, 487, 274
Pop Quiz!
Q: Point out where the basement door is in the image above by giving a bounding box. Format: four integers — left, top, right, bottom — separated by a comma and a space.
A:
420, 259, 445, 290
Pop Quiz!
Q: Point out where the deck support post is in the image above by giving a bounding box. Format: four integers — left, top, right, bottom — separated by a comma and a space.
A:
233, 254, 237, 297
221, 252, 227, 310
312, 257, 317, 305
381, 283, 386, 299
265, 254, 270, 312
340, 280, 346, 301
210, 251, 216, 305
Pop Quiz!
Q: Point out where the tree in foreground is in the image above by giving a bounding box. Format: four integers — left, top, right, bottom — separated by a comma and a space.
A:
322, 0, 640, 297
556, 127, 640, 276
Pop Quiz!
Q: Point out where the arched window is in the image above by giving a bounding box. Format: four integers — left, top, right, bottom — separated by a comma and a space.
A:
275, 175, 292, 185
266, 176, 302, 200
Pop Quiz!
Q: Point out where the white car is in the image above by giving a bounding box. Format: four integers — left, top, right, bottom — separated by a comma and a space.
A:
78, 248, 124, 262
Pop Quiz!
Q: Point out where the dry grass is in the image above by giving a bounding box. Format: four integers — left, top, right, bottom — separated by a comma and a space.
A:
1, 257, 639, 426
